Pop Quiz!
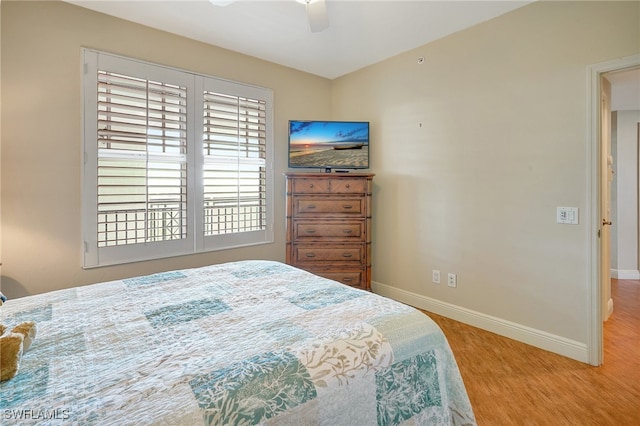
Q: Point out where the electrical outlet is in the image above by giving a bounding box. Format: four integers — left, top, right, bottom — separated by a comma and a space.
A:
432, 270, 440, 284
447, 273, 457, 288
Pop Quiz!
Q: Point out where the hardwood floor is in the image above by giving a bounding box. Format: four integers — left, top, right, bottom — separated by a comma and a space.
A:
425, 279, 640, 425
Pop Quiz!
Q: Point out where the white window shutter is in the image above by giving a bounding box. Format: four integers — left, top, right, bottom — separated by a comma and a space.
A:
97, 71, 188, 247
82, 49, 273, 268
202, 91, 267, 236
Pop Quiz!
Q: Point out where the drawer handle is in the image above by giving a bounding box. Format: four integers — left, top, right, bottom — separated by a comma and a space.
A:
342, 229, 353, 234
342, 278, 353, 282
342, 205, 353, 209
309, 184, 314, 188
305, 253, 316, 258
342, 253, 353, 258
307, 204, 317, 209
305, 229, 317, 234
345, 184, 350, 188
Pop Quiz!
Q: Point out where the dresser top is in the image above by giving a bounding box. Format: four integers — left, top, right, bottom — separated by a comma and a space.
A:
284, 172, 374, 178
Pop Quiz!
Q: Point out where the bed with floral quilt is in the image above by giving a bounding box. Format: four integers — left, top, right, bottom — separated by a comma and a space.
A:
0, 260, 475, 425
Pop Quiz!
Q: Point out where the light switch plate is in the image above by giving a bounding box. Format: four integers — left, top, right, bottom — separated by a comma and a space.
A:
557, 207, 579, 224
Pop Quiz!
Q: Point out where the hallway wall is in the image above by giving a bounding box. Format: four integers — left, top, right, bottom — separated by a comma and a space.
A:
611, 110, 640, 279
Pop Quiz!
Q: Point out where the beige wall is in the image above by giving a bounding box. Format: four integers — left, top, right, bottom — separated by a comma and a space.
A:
332, 1, 639, 347
1, 1, 331, 297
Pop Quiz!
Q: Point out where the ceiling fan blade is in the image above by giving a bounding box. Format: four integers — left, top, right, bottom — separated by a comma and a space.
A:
307, 0, 329, 33
209, 0, 236, 6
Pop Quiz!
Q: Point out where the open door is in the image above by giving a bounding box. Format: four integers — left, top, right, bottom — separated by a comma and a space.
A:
588, 54, 639, 366
600, 76, 614, 321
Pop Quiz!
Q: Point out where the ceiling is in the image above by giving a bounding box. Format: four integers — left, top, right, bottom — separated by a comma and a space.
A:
65, 0, 533, 79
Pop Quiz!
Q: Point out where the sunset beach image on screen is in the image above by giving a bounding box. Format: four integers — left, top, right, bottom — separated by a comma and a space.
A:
288, 120, 369, 169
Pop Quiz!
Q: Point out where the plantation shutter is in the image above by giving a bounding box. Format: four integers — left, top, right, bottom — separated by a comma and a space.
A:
202, 91, 267, 236
97, 71, 188, 247
83, 49, 273, 268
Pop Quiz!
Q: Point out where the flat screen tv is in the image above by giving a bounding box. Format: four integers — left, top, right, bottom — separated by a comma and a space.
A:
288, 120, 369, 170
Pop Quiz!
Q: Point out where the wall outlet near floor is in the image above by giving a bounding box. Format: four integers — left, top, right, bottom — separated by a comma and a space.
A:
447, 273, 457, 288
432, 270, 441, 284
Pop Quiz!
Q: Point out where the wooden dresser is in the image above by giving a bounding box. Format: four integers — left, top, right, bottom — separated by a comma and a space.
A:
285, 172, 374, 291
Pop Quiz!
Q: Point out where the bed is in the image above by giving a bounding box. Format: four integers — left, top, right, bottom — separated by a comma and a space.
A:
0, 260, 475, 425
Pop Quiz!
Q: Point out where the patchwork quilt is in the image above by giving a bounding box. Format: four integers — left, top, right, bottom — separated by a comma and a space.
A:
0, 260, 475, 425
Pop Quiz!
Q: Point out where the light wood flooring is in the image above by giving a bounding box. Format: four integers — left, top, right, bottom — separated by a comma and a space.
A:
425, 279, 640, 425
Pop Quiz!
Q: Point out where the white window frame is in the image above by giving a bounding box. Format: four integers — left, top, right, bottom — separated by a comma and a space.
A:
82, 49, 274, 268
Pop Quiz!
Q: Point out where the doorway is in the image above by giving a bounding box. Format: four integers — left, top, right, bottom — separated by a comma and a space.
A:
607, 69, 640, 284
588, 54, 640, 366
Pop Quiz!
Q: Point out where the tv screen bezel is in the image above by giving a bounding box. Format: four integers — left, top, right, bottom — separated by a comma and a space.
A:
287, 120, 370, 170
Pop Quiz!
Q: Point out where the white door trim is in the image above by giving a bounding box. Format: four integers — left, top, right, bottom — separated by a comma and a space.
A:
587, 54, 640, 366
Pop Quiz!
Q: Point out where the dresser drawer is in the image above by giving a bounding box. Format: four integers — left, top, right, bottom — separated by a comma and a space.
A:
293, 245, 364, 264
291, 178, 366, 194
313, 270, 364, 288
293, 197, 364, 215
293, 221, 364, 240
291, 178, 331, 193
330, 179, 366, 194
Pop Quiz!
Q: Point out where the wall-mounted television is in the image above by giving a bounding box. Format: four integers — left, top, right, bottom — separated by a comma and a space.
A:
288, 120, 369, 170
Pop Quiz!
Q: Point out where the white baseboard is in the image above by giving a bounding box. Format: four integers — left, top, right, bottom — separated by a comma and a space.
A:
611, 269, 640, 280
372, 281, 588, 363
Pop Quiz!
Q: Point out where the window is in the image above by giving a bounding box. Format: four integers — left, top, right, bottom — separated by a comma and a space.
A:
82, 50, 273, 267
96, 71, 188, 247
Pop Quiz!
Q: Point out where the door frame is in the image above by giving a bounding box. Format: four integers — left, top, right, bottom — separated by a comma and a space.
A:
587, 53, 640, 366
